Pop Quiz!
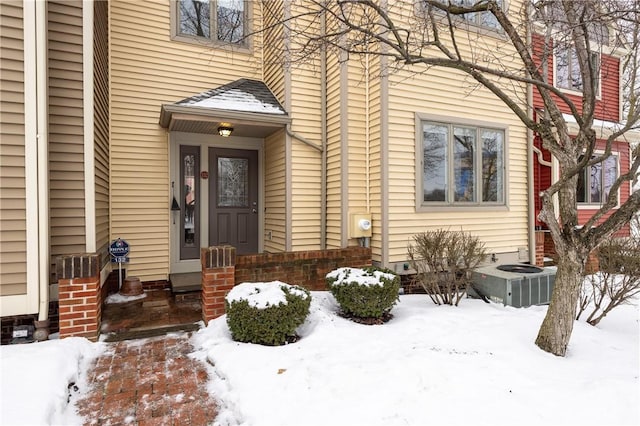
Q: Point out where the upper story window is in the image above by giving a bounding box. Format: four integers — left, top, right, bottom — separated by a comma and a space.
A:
420, 119, 505, 206
449, 0, 503, 30
577, 154, 618, 205
555, 44, 600, 93
174, 0, 247, 46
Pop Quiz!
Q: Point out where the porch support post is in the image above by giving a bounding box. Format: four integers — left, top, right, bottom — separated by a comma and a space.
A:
57, 253, 101, 341
201, 246, 236, 323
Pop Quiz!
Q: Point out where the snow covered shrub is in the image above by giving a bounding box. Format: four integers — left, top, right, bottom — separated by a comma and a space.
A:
577, 236, 640, 326
407, 229, 486, 306
225, 281, 311, 346
326, 266, 400, 322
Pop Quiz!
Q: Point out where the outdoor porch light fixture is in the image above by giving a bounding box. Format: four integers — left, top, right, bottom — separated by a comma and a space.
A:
218, 126, 233, 137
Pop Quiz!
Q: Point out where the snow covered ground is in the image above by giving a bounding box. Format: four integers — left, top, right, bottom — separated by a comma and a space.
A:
1, 287, 639, 426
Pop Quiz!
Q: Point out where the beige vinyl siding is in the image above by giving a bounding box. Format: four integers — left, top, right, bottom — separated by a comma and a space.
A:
324, 50, 342, 249
48, 0, 86, 279
0, 1, 27, 296
346, 58, 368, 233
283, 4, 323, 251
386, 67, 528, 262
94, 0, 109, 265
366, 53, 382, 264
264, 130, 286, 252
263, 0, 285, 103
372, 1, 529, 264
324, 54, 377, 252
110, 0, 263, 280
289, 67, 323, 250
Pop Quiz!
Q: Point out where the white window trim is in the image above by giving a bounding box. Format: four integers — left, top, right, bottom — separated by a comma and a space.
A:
553, 44, 602, 100
170, 0, 252, 52
577, 150, 621, 209
415, 113, 509, 212
416, 0, 508, 39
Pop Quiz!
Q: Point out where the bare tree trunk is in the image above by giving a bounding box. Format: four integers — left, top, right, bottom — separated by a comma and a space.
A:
535, 249, 585, 356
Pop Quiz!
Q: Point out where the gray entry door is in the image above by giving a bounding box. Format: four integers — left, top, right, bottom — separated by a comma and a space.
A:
209, 147, 259, 254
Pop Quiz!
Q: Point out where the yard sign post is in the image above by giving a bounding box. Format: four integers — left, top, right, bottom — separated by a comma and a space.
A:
109, 238, 130, 290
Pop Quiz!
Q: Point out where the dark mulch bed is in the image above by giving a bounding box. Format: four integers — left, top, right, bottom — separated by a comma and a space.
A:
284, 334, 302, 344
338, 311, 394, 325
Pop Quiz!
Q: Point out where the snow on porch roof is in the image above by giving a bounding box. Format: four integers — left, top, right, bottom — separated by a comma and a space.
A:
176, 78, 286, 115
159, 79, 289, 137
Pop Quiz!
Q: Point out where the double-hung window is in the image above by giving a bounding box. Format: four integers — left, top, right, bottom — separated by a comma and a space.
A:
420, 120, 505, 205
555, 44, 600, 93
449, 0, 503, 30
577, 154, 618, 205
174, 0, 247, 46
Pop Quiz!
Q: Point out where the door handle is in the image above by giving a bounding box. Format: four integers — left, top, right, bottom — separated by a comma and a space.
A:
252, 208, 257, 213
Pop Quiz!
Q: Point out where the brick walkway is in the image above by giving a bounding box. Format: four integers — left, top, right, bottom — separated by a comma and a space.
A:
75, 333, 218, 425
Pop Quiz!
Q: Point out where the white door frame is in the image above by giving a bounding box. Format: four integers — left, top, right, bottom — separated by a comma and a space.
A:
169, 131, 264, 274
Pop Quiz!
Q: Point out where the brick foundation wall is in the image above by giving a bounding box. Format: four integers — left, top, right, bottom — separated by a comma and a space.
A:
234, 247, 372, 291
584, 249, 600, 274
57, 254, 101, 341
544, 232, 558, 263
101, 270, 121, 303
535, 231, 547, 267
200, 246, 373, 322
543, 232, 600, 273
142, 280, 171, 290
0, 301, 58, 345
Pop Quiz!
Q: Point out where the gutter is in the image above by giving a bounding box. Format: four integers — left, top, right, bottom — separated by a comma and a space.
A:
285, 125, 322, 152
159, 105, 291, 128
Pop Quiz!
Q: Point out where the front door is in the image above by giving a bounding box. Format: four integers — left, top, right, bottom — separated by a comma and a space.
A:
209, 148, 259, 254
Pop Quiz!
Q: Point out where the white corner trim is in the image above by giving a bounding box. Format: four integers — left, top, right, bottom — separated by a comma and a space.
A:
22, 0, 39, 315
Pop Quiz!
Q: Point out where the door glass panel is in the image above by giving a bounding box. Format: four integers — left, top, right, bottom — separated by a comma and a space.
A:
217, 157, 249, 207
184, 154, 196, 246
180, 145, 199, 260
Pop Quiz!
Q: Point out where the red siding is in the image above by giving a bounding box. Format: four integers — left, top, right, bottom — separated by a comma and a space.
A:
533, 135, 552, 228
576, 139, 631, 236
532, 33, 629, 237
534, 138, 631, 237
531, 33, 619, 122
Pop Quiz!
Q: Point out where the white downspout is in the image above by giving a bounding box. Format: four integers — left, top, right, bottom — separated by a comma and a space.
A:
35, 0, 50, 324
533, 145, 553, 167
526, 1, 536, 265
552, 156, 560, 221
365, 43, 370, 213
320, 7, 327, 250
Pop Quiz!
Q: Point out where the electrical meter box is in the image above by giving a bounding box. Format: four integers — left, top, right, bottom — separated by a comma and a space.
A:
350, 213, 372, 238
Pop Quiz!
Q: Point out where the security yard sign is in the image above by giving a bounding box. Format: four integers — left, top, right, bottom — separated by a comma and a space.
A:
109, 238, 130, 263
110, 238, 130, 291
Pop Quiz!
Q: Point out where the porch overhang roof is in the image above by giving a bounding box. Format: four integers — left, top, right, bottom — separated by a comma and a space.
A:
159, 104, 291, 138
159, 78, 291, 138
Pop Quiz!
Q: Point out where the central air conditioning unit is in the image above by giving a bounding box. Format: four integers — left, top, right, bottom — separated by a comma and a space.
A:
470, 264, 556, 308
